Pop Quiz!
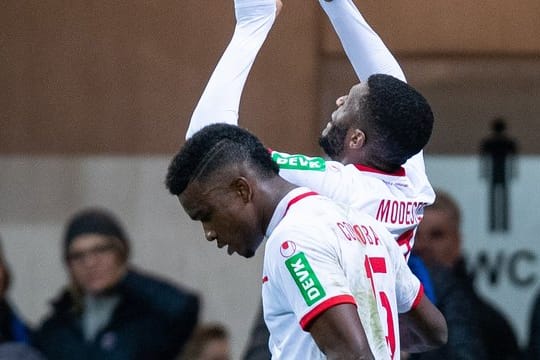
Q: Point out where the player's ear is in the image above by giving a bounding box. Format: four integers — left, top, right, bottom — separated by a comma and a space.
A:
349, 129, 365, 149
231, 177, 253, 203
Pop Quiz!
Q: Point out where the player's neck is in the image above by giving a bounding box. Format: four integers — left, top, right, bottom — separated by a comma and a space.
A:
258, 178, 297, 233
344, 154, 400, 173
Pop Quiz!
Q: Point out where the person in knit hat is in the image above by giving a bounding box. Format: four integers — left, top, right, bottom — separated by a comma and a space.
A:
61, 208, 130, 297
34, 208, 200, 360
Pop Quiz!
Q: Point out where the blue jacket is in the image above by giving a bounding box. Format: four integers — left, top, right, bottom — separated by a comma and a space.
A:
0, 300, 31, 343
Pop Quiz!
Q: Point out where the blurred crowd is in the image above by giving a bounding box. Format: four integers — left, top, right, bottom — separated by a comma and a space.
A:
1, 190, 539, 359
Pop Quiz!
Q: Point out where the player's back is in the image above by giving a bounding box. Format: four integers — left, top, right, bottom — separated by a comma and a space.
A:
263, 188, 422, 359
271, 150, 435, 257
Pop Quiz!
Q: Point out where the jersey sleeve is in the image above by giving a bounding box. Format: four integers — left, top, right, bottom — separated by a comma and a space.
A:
318, 0, 405, 82
265, 226, 357, 330
186, 0, 277, 139
271, 150, 360, 205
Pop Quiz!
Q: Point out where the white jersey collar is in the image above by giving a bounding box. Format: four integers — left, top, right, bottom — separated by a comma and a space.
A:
265, 187, 317, 237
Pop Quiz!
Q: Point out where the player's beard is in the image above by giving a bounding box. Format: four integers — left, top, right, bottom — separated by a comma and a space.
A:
319, 122, 348, 160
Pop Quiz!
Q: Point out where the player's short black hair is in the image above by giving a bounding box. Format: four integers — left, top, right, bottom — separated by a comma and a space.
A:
361, 74, 434, 167
166, 123, 279, 195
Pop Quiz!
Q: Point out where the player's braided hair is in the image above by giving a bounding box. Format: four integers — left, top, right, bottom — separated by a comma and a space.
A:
166, 123, 279, 195
361, 74, 434, 167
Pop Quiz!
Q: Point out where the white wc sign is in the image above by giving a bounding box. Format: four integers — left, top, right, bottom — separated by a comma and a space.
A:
425, 155, 540, 346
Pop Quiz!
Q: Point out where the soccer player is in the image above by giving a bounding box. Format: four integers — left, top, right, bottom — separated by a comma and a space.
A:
166, 123, 447, 359
186, 0, 434, 260
186, 0, 439, 355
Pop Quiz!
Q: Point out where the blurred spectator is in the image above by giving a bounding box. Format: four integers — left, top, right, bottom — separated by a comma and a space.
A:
179, 323, 230, 360
0, 236, 46, 360
413, 190, 520, 360
34, 208, 200, 360
527, 289, 540, 359
408, 264, 488, 360
0, 237, 32, 344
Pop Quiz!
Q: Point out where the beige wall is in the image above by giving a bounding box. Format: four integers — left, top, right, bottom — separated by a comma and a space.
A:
322, 1, 540, 55
319, 56, 540, 154
2, 0, 540, 155
1, 0, 319, 154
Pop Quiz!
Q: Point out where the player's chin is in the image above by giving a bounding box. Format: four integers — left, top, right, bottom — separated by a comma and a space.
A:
238, 235, 264, 258
237, 246, 256, 258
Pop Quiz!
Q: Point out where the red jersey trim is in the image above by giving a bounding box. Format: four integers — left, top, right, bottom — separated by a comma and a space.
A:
354, 164, 406, 177
368, 257, 387, 273
411, 283, 425, 310
299, 295, 356, 330
397, 229, 414, 258
284, 191, 318, 216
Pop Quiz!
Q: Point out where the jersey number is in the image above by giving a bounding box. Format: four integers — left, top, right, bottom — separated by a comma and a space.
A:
364, 256, 396, 358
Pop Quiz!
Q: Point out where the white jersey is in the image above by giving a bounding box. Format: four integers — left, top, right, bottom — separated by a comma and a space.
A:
263, 188, 423, 359
272, 151, 435, 258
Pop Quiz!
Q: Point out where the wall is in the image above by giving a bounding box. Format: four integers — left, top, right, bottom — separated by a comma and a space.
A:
3, 0, 540, 155
1, 0, 319, 155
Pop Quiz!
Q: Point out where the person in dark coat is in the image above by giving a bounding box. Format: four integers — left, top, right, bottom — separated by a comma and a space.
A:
34, 208, 200, 360
413, 190, 521, 360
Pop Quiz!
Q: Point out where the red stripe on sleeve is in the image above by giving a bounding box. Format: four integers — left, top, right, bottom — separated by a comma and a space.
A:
411, 283, 425, 310
299, 295, 356, 330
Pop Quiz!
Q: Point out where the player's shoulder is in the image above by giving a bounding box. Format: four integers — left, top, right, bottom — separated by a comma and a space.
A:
268, 195, 344, 247
348, 208, 396, 244
292, 193, 347, 220
279, 194, 344, 233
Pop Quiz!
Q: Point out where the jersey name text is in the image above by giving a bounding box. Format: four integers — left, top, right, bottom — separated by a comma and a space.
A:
375, 199, 428, 225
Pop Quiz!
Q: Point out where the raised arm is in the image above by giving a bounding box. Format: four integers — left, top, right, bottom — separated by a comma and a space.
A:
318, 0, 406, 82
186, 0, 279, 139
